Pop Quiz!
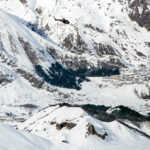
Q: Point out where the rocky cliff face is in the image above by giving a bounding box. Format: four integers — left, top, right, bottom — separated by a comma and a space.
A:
0, 0, 150, 119
34, 0, 150, 72
0, 9, 83, 90
128, 0, 150, 31
1, 0, 150, 77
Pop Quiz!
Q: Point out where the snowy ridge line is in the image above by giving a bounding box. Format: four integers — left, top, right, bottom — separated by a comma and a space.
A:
23, 106, 60, 130
18, 105, 150, 150
30, 103, 150, 122
117, 120, 150, 139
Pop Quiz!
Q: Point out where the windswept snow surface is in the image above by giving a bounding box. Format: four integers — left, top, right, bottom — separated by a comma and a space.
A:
0, 9, 56, 70
0, 124, 80, 150
18, 105, 150, 150
0, 124, 53, 150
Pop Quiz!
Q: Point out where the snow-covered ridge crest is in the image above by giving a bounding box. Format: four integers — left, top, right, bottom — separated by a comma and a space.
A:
18, 105, 150, 150
0, 8, 82, 90
0, 9, 55, 70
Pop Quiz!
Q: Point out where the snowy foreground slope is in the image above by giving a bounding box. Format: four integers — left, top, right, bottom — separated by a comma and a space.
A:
1, 106, 150, 150
0, 124, 53, 150
0, 123, 82, 150
17, 105, 150, 150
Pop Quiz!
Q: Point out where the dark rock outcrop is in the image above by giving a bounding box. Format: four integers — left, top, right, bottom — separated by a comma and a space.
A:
87, 124, 107, 140
56, 122, 77, 130
129, 0, 150, 31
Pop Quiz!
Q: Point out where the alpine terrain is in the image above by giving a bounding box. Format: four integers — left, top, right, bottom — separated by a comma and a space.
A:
0, 0, 150, 149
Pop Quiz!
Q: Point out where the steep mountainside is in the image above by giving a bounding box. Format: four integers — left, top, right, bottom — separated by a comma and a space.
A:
0, 0, 150, 75
0, 0, 149, 117
1, 0, 149, 73
0, 8, 84, 90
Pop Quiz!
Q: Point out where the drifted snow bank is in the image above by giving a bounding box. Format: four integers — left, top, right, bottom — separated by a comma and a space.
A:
0, 124, 52, 150
0, 123, 79, 150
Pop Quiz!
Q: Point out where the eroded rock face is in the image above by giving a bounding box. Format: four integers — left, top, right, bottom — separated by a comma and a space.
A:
19, 0, 27, 4
0, 10, 84, 90
128, 0, 150, 31
16, 69, 44, 88
56, 122, 77, 130
18, 37, 39, 65
87, 123, 107, 140
1, 0, 149, 81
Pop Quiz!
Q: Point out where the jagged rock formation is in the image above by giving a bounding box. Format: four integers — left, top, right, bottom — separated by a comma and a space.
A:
0, 9, 82, 90
1, 0, 150, 76
87, 123, 107, 139
128, 0, 150, 31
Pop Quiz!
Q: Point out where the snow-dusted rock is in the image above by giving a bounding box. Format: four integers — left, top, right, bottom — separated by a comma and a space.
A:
0, 124, 53, 150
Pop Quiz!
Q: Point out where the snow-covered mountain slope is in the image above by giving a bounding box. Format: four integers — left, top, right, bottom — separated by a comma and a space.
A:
1, 0, 150, 73
0, 0, 149, 119
18, 105, 150, 150
0, 123, 83, 150
0, 124, 53, 150
59, 75, 150, 115
1, 105, 150, 150
0, 6, 86, 119
0, 8, 83, 90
